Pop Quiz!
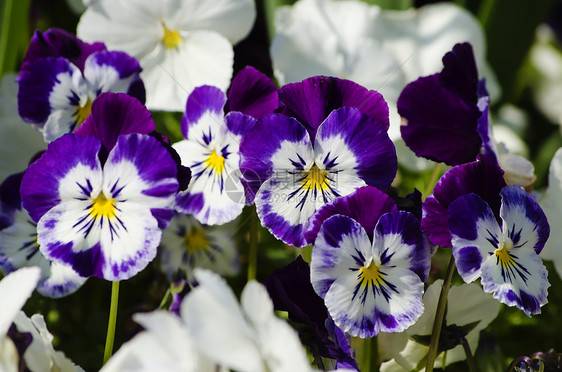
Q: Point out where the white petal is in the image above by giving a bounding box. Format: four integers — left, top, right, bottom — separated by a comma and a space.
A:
141, 31, 233, 111
0, 267, 41, 338
540, 147, 562, 279
498, 153, 536, 188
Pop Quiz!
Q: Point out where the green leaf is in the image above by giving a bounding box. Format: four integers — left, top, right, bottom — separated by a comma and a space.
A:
0, 0, 32, 76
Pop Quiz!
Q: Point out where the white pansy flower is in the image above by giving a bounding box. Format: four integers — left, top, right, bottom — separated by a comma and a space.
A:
77, 0, 256, 111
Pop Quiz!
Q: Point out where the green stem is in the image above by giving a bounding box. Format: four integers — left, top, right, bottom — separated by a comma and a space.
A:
103, 281, 120, 365
423, 163, 441, 200
460, 337, 478, 372
426, 256, 456, 372
362, 337, 378, 372
247, 206, 258, 281
0, 0, 14, 74
158, 287, 171, 309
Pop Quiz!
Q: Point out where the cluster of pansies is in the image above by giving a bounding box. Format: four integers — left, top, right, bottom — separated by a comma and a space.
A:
1, 0, 562, 371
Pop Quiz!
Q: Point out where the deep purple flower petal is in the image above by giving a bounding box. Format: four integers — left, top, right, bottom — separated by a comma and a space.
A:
398, 73, 482, 166
226, 66, 278, 118
74, 92, 154, 151
422, 155, 506, 248
181, 86, 226, 139
305, 186, 397, 244
438, 42, 479, 106
279, 76, 389, 140
19, 28, 105, 79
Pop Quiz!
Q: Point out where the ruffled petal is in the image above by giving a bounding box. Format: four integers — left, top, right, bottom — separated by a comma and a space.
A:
422, 154, 506, 247
226, 66, 278, 119
373, 211, 430, 282
305, 186, 397, 244
499, 185, 549, 254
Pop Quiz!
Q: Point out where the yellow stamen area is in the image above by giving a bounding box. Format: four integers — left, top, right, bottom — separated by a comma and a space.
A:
360, 261, 383, 287
302, 164, 329, 191
90, 193, 116, 219
495, 237, 514, 265
184, 228, 209, 254
205, 149, 225, 174
75, 99, 92, 125
162, 24, 182, 49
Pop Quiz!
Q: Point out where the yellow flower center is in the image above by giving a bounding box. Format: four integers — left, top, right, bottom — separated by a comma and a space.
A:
360, 260, 383, 287
184, 228, 209, 254
302, 164, 329, 191
90, 193, 116, 219
75, 99, 92, 125
494, 237, 514, 265
162, 24, 182, 49
205, 149, 225, 174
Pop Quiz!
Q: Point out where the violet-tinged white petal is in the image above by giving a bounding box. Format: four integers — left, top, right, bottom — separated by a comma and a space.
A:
499, 185, 549, 254
315, 107, 397, 190
240, 113, 310, 203
422, 154, 506, 247
398, 73, 482, 166
305, 186, 396, 244
83, 50, 145, 103
20, 134, 102, 222
181, 85, 227, 139
226, 66, 278, 118
75, 92, 154, 151
19, 28, 105, 78
373, 211, 430, 282
448, 193, 500, 282
279, 76, 390, 140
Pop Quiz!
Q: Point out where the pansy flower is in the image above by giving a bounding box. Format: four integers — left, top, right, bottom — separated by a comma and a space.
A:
0, 173, 87, 297
310, 188, 430, 338
19, 95, 179, 281
77, 0, 256, 111
448, 185, 550, 316
240, 77, 396, 247
159, 213, 239, 280
173, 85, 257, 225
17, 28, 145, 143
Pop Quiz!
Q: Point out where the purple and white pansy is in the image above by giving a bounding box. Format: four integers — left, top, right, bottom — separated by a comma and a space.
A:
0, 173, 86, 297
19, 95, 179, 281
310, 188, 430, 338
240, 77, 396, 247
17, 28, 145, 143
172, 85, 257, 225
448, 185, 550, 316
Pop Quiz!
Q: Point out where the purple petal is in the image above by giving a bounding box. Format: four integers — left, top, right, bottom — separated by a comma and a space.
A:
19, 28, 105, 79
225, 111, 257, 137
499, 185, 549, 254
398, 73, 482, 166
74, 93, 154, 151
438, 42, 479, 106
422, 154, 506, 248
279, 76, 389, 140
17, 57, 76, 126
84, 50, 145, 103
181, 86, 226, 139
226, 66, 278, 118
305, 186, 396, 244
20, 134, 102, 222
240, 113, 310, 203
316, 107, 397, 190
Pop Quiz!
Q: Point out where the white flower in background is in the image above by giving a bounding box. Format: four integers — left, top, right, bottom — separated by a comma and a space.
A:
271, 0, 499, 171
182, 269, 312, 372
0, 74, 45, 181
378, 280, 499, 372
539, 147, 562, 280
77, 0, 256, 111
0, 267, 40, 372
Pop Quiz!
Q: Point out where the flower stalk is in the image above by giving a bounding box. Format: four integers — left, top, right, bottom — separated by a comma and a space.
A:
103, 281, 120, 365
